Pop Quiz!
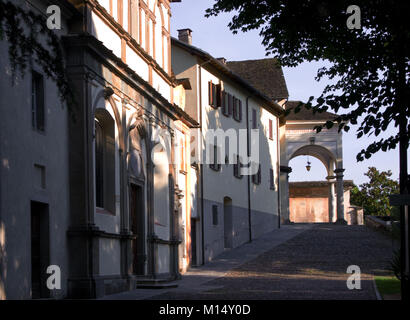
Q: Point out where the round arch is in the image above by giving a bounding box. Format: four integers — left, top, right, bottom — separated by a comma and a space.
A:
289, 144, 337, 176
92, 88, 123, 150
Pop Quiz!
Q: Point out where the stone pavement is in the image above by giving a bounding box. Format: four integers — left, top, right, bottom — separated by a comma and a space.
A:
101, 224, 395, 300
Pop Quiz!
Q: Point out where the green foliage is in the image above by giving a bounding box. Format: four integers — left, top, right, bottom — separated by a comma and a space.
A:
206, 0, 410, 161
375, 275, 401, 294
0, 0, 73, 106
390, 249, 402, 281
350, 167, 399, 216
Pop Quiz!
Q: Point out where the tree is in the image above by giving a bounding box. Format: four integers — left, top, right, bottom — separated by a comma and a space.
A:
205, 0, 409, 162
350, 167, 399, 216
206, 1, 410, 297
0, 0, 73, 105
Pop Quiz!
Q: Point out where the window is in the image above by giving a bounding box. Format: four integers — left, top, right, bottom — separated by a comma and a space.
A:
209, 144, 221, 171
95, 120, 104, 208
94, 109, 116, 214
233, 98, 242, 122
216, 84, 222, 107
270, 168, 275, 190
130, 0, 139, 41
212, 205, 218, 225
252, 109, 257, 129
208, 81, 220, 108
252, 164, 261, 185
32, 71, 45, 131
221, 91, 229, 116
228, 93, 233, 116
269, 119, 273, 140
233, 154, 242, 179
34, 164, 46, 190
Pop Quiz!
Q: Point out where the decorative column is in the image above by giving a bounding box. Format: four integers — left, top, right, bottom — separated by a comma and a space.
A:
326, 176, 336, 223
147, 115, 156, 278
169, 128, 182, 280
120, 98, 128, 278
335, 168, 347, 224
172, 186, 184, 279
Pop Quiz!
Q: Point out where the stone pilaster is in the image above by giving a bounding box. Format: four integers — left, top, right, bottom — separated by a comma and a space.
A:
326, 176, 336, 223
280, 166, 292, 224
335, 169, 347, 224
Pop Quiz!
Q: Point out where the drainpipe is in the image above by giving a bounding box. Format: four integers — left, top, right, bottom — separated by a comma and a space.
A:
198, 59, 211, 265
276, 117, 281, 229
246, 96, 252, 242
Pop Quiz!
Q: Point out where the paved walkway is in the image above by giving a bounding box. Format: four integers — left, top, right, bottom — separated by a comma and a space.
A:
102, 224, 395, 300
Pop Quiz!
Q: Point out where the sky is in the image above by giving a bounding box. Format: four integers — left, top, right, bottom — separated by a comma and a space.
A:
170, 0, 408, 186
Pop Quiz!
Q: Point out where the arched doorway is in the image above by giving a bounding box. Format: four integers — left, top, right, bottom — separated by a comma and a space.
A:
223, 197, 233, 249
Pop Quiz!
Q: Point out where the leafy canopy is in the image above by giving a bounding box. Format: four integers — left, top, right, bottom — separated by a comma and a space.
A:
350, 167, 399, 216
206, 0, 410, 161
0, 0, 73, 106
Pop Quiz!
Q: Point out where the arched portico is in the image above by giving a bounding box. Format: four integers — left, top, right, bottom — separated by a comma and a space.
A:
279, 102, 346, 224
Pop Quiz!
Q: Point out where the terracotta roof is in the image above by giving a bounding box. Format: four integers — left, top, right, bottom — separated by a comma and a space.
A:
226, 59, 289, 101
285, 101, 339, 121
171, 38, 284, 116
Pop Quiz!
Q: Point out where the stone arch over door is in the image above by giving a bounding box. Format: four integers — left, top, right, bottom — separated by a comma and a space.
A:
280, 119, 346, 224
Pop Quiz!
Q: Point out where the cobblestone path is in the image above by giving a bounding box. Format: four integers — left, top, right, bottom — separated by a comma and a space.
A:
151, 224, 395, 300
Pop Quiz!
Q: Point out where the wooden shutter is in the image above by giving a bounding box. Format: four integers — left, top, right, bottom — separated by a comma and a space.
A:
210, 144, 220, 171
222, 91, 228, 116
228, 94, 233, 116
208, 81, 213, 106
212, 83, 218, 108
233, 154, 240, 178
216, 84, 222, 108
238, 100, 242, 122
269, 119, 273, 140
233, 97, 237, 120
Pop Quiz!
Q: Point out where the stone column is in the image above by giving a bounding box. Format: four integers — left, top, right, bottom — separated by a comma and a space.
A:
326, 176, 336, 223
147, 115, 156, 277
169, 129, 182, 280
335, 169, 347, 224
280, 166, 292, 224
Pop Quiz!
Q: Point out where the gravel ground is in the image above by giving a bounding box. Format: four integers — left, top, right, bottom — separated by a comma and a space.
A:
150, 224, 396, 300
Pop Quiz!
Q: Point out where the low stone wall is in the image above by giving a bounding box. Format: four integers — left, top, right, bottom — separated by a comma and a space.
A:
348, 206, 364, 225
365, 215, 392, 232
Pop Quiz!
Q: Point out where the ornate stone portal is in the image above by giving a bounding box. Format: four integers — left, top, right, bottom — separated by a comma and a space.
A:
279, 104, 347, 224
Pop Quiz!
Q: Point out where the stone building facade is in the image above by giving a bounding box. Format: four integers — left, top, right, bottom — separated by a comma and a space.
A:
0, 0, 195, 299
0, 0, 355, 300
171, 31, 284, 264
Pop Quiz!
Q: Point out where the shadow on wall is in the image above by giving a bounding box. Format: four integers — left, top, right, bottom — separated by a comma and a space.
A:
204, 87, 279, 241
0, 222, 5, 299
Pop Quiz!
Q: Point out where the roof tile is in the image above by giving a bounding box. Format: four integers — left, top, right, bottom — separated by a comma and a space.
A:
226, 58, 289, 101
